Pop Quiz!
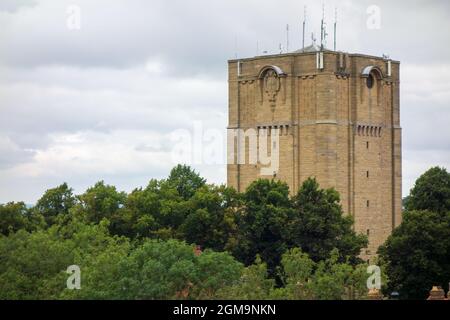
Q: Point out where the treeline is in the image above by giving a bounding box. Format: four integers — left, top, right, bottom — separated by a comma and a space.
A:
0, 165, 449, 299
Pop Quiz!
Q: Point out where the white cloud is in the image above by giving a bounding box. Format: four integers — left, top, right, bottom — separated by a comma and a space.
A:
402, 64, 450, 103
12, 130, 171, 177
400, 64, 450, 195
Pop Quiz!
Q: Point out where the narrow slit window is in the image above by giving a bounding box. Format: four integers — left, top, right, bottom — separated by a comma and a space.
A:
366, 74, 374, 89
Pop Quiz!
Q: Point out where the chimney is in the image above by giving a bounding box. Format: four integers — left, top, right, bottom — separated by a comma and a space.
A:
367, 288, 383, 300
427, 286, 446, 300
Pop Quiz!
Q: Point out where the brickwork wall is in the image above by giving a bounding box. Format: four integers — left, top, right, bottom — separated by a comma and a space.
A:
227, 51, 401, 258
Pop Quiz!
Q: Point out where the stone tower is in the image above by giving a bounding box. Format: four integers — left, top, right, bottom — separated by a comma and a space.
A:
227, 45, 402, 258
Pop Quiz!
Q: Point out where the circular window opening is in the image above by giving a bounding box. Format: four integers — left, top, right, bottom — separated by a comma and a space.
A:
366, 74, 374, 89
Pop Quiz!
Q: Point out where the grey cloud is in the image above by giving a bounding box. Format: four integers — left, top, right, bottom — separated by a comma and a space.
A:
0, 0, 449, 203
402, 102, 450, 152
0, 65, 227, 136
3, 0, 449, 75
0, 0, 36, 13
0, 136, 36, 169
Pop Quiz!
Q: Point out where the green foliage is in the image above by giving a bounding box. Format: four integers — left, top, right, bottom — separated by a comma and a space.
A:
233, 179, 294, 275
0, 165, 390, 300
78, 181, 127, 224
104, 239, 195, 299
64, 238, 242, 300
290, 178, 368, 263
231, 178, 367, 279
0, 219, 129, 299
215, 256, 276, 300
109, 179, 162, 239
378, 210, 450, 299
193, 248, 243, 299
278, 248, 315, 299
180, 185, 239, 252
278, 248, 372, 300
309, 250, 357, 299
167, 164, 206, 200
34, 183, 77, 226
217, 248, 372, 300
0, 220, 242, 300
109, 175, 227, 242
379, 166, 450, 300
0, 202, 43, 236
405, 166, 450, 213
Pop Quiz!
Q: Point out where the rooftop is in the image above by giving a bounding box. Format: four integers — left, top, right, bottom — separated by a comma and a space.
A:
293, 44, 331, 53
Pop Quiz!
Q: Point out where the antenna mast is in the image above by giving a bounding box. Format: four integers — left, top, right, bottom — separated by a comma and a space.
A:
302, 6, 306, 50
286, 24, 290, 53
334, 8, 337, 51
320, 4, 325, 50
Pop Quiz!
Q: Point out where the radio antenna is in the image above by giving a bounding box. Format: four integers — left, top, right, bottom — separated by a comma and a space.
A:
320, 3, 325, 50
302, 6, 307, 50
334, 8, 337, 51
286, 24, 290, 53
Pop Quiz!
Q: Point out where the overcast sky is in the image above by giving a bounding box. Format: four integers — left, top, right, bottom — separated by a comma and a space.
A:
0, 0, 449, 203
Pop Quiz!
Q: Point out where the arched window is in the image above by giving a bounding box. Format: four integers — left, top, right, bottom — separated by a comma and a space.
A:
366, 74, 374, 89
362, 66, 384, 80
361, 66, 384, 91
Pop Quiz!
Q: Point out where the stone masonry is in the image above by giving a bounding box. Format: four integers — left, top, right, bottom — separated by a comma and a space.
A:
227, 47, 402, 259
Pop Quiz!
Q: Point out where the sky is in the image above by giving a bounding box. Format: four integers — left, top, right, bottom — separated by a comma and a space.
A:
0, 0, 449, 203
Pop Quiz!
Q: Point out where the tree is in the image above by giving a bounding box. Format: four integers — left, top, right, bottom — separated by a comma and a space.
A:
34, 183, 77, 226
180, 184, 239, 252
78, 181, 127, 224
379, 166, 450, 300
0, 165, 388, 300
0, 202, 42, 236
307, 249, 369, 300
150, 178, 191, 236
289, 178, 368, 263
232, 178, 367, 277
109, 180, 161, 239
378, 210, 450, 299
405, 166, 450, 213
274, 248, 371, 300
217, 248, 372, 300
278, 248, 315, 299
115, 178, 190, 239
167, 165, 206, 200
108, 170, 211, 240
233, 179, 294, 276
215, 256, 276, 300
71, 239, 242, 300
0, 229, 74, 299
192, 248, 243, 299
0, 218, 130, 300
